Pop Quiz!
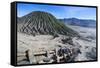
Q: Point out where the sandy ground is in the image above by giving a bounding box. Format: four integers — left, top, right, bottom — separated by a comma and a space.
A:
17, 25, 96, 65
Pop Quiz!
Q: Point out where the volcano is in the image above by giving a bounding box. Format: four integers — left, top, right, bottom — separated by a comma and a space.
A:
18, 11, 78, 37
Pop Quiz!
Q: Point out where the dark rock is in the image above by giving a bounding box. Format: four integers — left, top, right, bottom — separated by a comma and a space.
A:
61, 37, 73, 45
43, 57, 51, 62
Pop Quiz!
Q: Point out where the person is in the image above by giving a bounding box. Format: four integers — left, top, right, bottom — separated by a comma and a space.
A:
51, 50, 57, 63
25, 50, 30, 61
57, 46, 64, 57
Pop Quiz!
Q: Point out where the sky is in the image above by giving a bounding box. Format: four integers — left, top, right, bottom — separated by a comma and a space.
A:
17, 3, 96, 20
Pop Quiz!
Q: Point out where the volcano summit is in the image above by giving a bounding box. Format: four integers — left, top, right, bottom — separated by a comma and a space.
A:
18, 11, 78, 37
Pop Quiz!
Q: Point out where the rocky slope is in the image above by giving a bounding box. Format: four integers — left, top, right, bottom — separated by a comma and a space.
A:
17, 11, 79, 37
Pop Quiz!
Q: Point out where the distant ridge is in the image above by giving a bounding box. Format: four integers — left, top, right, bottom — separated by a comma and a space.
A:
59, 18, 96, 28
17, 11, 79, 37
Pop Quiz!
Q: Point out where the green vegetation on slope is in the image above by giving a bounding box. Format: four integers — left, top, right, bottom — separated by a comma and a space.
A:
18, 11, 79, 37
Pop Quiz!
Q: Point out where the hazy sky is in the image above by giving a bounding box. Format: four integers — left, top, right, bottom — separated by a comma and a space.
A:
17, 3, 96, 20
